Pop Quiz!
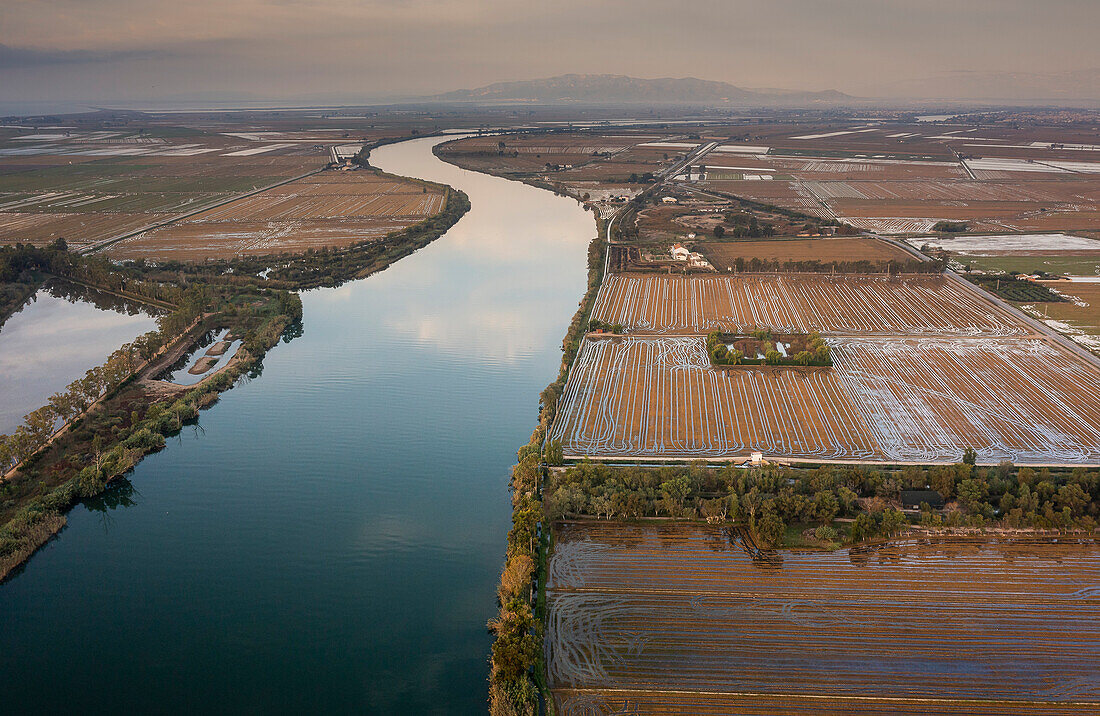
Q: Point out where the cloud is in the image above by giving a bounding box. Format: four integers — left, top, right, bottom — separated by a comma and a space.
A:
0, 43, 169, 69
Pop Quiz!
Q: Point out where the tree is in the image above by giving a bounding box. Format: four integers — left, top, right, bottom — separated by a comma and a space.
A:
92, 434, 103, 471
756, 509, 785, 547
963, 447, 977, 465
713, 225, 725, 239
545, 439, 564, 466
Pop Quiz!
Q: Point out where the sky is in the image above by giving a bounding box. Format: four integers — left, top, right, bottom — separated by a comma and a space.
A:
1, 0, 1098, 109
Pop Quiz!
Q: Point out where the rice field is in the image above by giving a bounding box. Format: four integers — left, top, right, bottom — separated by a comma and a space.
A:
550, 336, 878, 460
700, 238, 915, 268
590, 274, 1027, 337
106, 171, 446, 260
832, 336, 1100, 464
547, 522, 1100, 715
550, 334, 1100, 463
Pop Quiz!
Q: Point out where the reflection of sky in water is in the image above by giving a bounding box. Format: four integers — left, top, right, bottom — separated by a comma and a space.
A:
310, 136, 596, 363
0, 290, 157, 434
0, 136, 594, 713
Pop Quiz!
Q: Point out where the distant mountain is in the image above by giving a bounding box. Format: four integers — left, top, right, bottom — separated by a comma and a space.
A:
431, 74, 851, 105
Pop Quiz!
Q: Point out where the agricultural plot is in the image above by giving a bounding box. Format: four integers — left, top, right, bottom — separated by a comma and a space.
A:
550, 336, 879, 460
550, 334, 1100, 463
0, 139, 324, 248
913, 232, 1100, 254
590, 274, 1027, 336
1029, 281, 1100, 351
832, 336, 1100, 463
699, 238, 914, 268
106, 171, 446, 261
547, 522, 1100, 716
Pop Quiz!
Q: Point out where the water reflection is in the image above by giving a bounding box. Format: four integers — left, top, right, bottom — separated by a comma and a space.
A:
0, 278, 159, 434
0, 135, 592, 713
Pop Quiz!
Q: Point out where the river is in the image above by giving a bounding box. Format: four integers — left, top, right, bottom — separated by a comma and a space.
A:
0, 136, 594, 713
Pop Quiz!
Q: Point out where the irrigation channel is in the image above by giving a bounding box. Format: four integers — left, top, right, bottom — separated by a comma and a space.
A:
0, 136, 594, 713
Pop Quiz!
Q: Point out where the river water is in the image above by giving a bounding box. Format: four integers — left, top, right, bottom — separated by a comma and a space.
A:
0, 136, 594, 713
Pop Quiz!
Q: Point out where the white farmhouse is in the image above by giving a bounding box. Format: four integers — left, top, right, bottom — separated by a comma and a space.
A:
670, 243, 690, 261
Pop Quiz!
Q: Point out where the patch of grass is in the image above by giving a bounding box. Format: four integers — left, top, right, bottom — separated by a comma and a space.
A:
962, 255, 1100, 277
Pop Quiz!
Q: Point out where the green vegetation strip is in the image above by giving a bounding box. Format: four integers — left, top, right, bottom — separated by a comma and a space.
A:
545, 457, 1099, 550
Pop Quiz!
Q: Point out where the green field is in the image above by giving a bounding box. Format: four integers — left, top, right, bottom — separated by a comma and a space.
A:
961, 254, 1100, 277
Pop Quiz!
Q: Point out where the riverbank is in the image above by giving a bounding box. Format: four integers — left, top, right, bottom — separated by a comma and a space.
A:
0, 146, 479, 583
485, 199, 607, 716
0, 285, 301, 581
0, 133, 596, 712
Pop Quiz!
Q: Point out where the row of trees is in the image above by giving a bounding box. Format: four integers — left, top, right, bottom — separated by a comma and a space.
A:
720, 256, 944, 274
0, 297, 206, 475
1, 241, 188, 307
489, 205, 613, 715
544, 459, 1100, 547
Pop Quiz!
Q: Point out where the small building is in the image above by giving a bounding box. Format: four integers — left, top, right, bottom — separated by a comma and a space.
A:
900, 489, 945, 511
688, 252, 711, 269
670, 243, 690, 261
750, 451, 765, 467
661, 196, 678, 204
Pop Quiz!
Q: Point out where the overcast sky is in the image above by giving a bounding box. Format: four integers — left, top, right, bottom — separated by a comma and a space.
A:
2, 0, 1098, 108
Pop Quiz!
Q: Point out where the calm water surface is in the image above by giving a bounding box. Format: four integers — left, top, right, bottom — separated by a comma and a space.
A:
0, 280, 157, 434
0, 136, 593, 713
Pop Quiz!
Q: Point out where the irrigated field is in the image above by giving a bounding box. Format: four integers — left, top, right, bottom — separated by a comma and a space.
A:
550, 334, 1100, 463
0, 132, 325, 249
551, 336, 878, 460
547, 522, 1100, 715
106, 171, 446, 260
833, 336, 1100, 463
590, 274, 1027, 336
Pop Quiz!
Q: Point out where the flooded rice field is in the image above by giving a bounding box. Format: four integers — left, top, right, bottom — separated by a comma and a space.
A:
547, 522, 1100, 715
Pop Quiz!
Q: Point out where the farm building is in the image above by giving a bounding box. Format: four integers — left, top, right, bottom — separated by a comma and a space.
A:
670, 243, 690, 261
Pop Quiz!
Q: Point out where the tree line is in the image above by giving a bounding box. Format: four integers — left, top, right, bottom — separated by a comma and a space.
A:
544, 458, 1100, 549
716, 255, 945, 274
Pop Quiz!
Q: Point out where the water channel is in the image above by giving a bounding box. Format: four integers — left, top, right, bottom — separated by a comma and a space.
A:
0, 136, 594, 713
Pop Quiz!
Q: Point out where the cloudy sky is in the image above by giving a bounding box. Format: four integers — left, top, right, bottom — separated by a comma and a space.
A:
2, 0, 1098, 109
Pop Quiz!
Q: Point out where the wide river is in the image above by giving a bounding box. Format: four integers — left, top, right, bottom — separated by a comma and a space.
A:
0, 136, 594, 713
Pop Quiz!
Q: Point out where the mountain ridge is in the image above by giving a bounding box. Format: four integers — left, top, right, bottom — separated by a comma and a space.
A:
431, 74, 851, 104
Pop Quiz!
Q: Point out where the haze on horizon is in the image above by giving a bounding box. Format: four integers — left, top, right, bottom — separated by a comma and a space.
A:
2, 0, 1098, 111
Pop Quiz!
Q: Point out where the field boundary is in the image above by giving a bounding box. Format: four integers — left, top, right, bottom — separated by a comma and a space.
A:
80, 166, 328, 255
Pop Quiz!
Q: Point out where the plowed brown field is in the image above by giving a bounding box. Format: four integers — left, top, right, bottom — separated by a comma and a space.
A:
590, 274, 1027, 336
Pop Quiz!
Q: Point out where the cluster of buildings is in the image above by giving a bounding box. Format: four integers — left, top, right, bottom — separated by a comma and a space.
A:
670, 243, 712, 269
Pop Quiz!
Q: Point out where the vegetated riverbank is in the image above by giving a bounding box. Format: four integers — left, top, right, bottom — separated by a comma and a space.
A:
0, 160, 470, 581
0, 278, 40, 330
0, 244, 303, 581
122, 170, 470, 292
486, 200, 607, 716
